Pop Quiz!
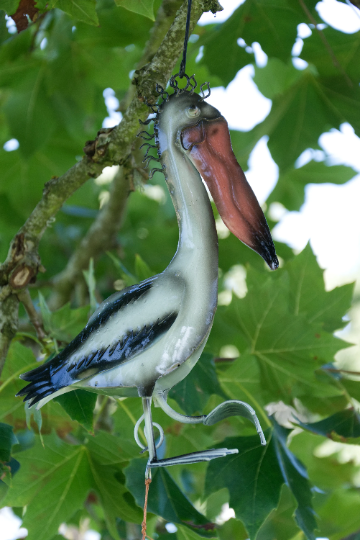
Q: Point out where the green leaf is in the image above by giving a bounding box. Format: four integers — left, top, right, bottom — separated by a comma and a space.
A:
169, 353, 227, 416
272, 421, 317, 540
205, 423, 316, 540
25, 401, 43, 438
218, 518, 248, 540
76, 3, 152, 48
125, 458, 217, 537
200, 17, 254, 86
39, 296, 89, 343
87, 457, 142, 534
177, 526, 214, 540
253, 58, 302, 100
268, 160, 357, 211
317, 489, 360, 540
83, 258, 97, 314
256, 485, 300, 540
1, 0, 20, 15
107, 251, 138, 286
201, 0, 307, 87
341, 378, 360, 403
115, 0, 155, 20
86, 430, 137, 464
4, 435, 93, 540
286, 244, 354, 332
0, 342, 39, 426
289, 430, 360, 492
38, 292, 53, 335
208, 264, 349, 404
205, 430, 283, 539
55, 390, 97, 432
216, 354, 265, 414
54, 0, 99, 25
3, 76, 58, 158
236, 0, 306, 63
266, 72, 340, 170
134, 253, 153, 280
0, 425, 19, 504
112, 398, 145, 451
319, 76, 360, 138
0, 423, 17, 462
297, 408, 360, 443
4, 430, 142, 540
301, 26, 360, 83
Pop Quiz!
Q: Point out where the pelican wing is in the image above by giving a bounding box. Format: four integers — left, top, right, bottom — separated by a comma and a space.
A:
17, 276, 180, 407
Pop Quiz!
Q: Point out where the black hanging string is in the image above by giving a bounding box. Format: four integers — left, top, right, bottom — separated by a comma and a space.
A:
179, 0, 192, 78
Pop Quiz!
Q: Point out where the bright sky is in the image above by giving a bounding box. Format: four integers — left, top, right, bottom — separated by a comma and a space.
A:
3, 1, 360, 538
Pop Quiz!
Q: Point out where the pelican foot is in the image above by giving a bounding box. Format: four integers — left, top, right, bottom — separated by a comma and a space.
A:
148, 447, 238, 469
155, 394, 266, 446
203, 400, 266, 445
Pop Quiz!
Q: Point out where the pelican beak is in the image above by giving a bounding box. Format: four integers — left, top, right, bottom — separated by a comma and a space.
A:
181, 117, 279, 270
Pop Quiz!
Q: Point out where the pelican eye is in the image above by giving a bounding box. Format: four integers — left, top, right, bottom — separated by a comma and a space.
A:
186, 106, 200, 118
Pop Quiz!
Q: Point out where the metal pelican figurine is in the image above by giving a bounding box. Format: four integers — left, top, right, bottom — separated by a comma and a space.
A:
17, 77, 278, 474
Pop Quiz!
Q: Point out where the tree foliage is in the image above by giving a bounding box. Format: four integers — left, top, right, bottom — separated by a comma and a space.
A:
0, 0, 359, 539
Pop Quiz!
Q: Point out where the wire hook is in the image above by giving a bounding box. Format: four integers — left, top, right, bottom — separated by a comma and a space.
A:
134, 413, 165, 451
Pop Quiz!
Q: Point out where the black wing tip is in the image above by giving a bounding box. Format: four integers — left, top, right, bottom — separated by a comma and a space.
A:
16, 381, 55, 406
17, 362, 55, 406
19, 363, 50, 382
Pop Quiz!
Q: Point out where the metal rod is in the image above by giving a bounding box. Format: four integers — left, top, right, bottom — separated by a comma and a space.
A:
142, 397, 157, 462
179, 0, 192, 78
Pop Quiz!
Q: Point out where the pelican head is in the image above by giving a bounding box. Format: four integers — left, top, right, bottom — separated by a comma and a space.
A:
156, 91, 279, 271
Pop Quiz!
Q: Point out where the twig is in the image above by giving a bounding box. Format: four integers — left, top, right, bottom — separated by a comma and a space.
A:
0, 295, 19, 375
141, 478, 152, 540
323, 367, 360, 377
16, 288, 47, 342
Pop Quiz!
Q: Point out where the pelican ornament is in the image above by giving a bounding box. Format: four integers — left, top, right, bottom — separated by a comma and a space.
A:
17, 79, 278, 474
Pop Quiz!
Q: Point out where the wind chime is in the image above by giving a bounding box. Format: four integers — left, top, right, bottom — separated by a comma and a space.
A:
17, 1, 278, 537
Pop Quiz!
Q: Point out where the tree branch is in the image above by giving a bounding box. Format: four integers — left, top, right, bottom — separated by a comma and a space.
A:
50, 165, 132, 309
0, 295, 19, 374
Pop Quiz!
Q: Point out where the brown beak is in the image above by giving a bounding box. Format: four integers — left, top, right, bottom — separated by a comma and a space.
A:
181, 117, 279, 270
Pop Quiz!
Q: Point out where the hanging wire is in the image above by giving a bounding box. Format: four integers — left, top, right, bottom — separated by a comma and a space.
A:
179, 0, 192, 78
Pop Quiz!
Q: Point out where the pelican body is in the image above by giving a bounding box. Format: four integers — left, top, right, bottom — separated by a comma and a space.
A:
18, 85, 278, 471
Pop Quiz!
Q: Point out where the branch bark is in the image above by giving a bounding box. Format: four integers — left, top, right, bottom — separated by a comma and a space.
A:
0, 0, 222, 373
0, 295, 19, 374
50, 165, 132, 309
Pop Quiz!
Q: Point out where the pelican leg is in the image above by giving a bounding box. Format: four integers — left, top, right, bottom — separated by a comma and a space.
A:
142, 397, 157, 478
139, 394, 266, 471
139, 396, 238, 470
